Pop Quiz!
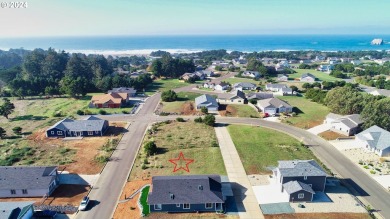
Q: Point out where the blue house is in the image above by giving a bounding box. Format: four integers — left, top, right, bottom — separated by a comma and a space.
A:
147, 175, 225, 213
46, 116, 109, 138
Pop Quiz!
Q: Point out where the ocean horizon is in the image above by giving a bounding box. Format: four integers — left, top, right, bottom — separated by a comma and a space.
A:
1, 35, 390, 55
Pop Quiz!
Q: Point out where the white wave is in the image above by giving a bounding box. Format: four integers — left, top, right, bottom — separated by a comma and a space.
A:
64, 48, 206, 56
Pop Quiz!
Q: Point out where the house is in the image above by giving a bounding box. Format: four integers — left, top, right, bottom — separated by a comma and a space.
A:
340, 58, 353, 63
265, 84, 293, 96
217, 90, 246, 104
232, 58, 247, 65
317, 65, 334, 73
300, 73, 316, 82
199, 70, 215, 77
0, 201, 35, 219
195, 94, 219, 111
262, 58, 274, 65
214, 82, 230, 91
355, 126, 390, 157
108, 87, 137, 97
147, 175, 225, 213
0, 166, 59, 198
257, 98, 292, 115
246, 92, 274, 100
275, 64, 286, 72
273, 160, 327, 202
233, 82, 256, 91
46, 116, 109, 138
277, 74, 288, 82
351, 60, 362, 65
180, 73, 198, 82
314, 56, 326, 61
242, 71, 260, 78
278, 60, 290, 67
203, 82, 215, 89
324, 113, 363, 136
90, 93, 127, 108
374, 58, 390, 65
369, 89, 390, 97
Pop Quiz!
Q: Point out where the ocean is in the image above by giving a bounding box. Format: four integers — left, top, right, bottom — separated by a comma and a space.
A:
1, 35, 390, 54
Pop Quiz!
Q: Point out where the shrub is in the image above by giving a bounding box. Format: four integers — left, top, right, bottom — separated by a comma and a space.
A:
95, 155, 110, 163
12, 126, 22, 135
249, 99, 257, 105
363, 165, 369, 169
84, 110, 92, 115
176, 117, 185, 122
159, 112, 170, 116
203, 114, 216, 126
141, 164, 147, 169
52, 111, 63, 117
143, 158, 149, 164
211, 141, 219, 147
99, 109, 107, 115
122, 110, 129, 114
370, 170, 376, 174
161, 90, 177, 102
200, 106, 208, 114
76, 110, 84, 115
144, 141, 157, 156
194, 117, 203, 123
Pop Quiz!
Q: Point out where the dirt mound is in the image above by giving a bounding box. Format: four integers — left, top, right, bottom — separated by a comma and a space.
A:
219, 105, 237, 117
180, 102, 197, 115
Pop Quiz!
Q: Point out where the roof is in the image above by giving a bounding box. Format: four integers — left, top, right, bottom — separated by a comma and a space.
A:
326, 113, 363, 128
0, 166, 57, 190
47, 117, 107, 132
356, 125, 390, 150
233, 82, 256, 89
258, 98, 292, 109
216, 81, 230, 87
147, 175, 224, 205
0, 201, 34, 219
195, 94, 218, 108
277, 160, 327, 177
246, 92, 274, 100
108, 87, 136, 94
277, 74, 288, 78
266, 84, 288, 89
281, 87, 293, 93
217, 90, 246, 100
243, 71, 260, 76
283, 181, 315, 194
301, 73, 316, 79
91, 93, 123, 105
370, 89, 390, 97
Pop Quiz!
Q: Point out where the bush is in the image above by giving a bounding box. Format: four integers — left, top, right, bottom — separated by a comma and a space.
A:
161, 90, 178, 102
249, 99, 257, 105
144, 141, 157, 156
211, 141, 219, 147
122, 110, 129, 114
95, 155, 110, 163
84, 110, 93, 115
12, 126, 22, 135
99, 109, 107, 115
194, 117, 203, 123
76, 110, 84, 115
141, 164, 147, 169
176, 117, 185, 122
52, 111, 63, 117
203, 114, 216, 126
200, 106, 208, 114
370, 170, 376, 174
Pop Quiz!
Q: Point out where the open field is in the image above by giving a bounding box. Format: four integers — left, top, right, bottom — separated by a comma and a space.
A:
288, 69, 340, 82
227, 125, 319, 174
129, 121, 226, 181
161, 92, 211, 115
278, 96, 330, 129
264, 213, 370, 219
219, 104, 259, 118
224, 77, 258, 85
145, 79, 190, 95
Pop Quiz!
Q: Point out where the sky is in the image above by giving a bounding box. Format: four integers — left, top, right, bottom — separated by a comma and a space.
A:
1, 0, 390, 37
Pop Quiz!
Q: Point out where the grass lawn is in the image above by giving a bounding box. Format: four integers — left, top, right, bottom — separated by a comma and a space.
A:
140, 186, 150, 216
220, 104, 259, 118
161, 92, 214, 114
278, 96, 330, 129
227, 125, 322, 174
129, 121, 226, 181
224, 77, 258, 85
145, 79, 190, 95
288, 69, 339, 82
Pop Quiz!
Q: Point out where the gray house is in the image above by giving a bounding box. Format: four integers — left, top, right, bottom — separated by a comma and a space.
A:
46, 116, 109, 138
233, 82, 256, 91
0, 201, 35, 219
324, 113, 363, 136
0, 166, 59, 198
246, 92, 274, 100
257, 98, 292, 115
273, 160, 327, 202
148, 175, 225, 213
107, 87, 137, 97
300, 73, 316, 82
195, 94, 219, 111
355, 125, 390, 157
217, 90, 246, 104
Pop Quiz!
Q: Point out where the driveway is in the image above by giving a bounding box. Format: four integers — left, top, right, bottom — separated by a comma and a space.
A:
329, 139, 362, 151
307, 123, 331, 135
215, 126, 264, 219
59, 174, 99, 186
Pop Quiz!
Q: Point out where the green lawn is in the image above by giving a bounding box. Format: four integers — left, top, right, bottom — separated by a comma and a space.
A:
288, 69, 340, 82
129, 121, 226, 180
145, 79, 191, 95
227, 125, 320, 174
140, 186, 150, 216
222, 104, 259, 118
224, 77, 258, 85
278, 96, 329, 129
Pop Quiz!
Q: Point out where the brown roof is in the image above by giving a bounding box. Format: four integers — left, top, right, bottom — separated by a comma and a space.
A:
91, 93, 124, 105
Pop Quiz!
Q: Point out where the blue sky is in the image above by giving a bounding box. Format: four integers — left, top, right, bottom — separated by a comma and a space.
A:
1, 0, 390, 36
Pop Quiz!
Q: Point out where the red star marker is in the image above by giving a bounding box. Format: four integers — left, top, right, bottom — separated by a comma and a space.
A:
169, 152, 194, 172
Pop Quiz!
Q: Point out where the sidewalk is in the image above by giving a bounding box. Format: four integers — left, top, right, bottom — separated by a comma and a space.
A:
215, 126, 264, 219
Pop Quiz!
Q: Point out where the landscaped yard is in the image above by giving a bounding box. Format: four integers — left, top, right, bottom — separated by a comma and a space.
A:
145, 79, 190, 95
140, 186, 150, 216
219, 104, 259, 118
287, 69, 340, 82
227, 125, 320, 174
278, 96, 330, 129
129, 121, 226, 181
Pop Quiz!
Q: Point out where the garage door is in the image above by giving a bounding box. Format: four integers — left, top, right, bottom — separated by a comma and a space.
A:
264, 109, 276, 115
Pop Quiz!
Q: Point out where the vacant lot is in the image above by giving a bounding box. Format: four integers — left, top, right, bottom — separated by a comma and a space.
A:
288, 69, 339, 82
319, 130, 347, 140
145, 79, 190, 95
161, 92, 212, 115
227, 125, 320, 174
224, 77, 257, 85
265, 213, 370, 219
278, 96, 329, 129
129, 121, 226, 181
219, 104, 259, 118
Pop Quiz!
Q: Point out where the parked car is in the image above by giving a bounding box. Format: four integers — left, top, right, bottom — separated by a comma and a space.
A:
79, 196, 90, 211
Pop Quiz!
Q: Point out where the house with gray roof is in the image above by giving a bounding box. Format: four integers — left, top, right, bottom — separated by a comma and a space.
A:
355, 125, 390, 157
46, 116, 109, 138
246, 92, 274, 100
300, 73, 316, 82
324, 113, 363, 136
0, 201, 34, 219
214, 82, 230, 91
233, 82, 256, 91
0, 166, 59, 198
257, 98, 292, 115
242, 71, 260, 78
195, 94, 219, 111
273, 160, 327, 202
108, 87, 137, 97
265, 84, 293, 95
277, 74, 288, 82
147, 175, 225, 213
217, 90, 246, 104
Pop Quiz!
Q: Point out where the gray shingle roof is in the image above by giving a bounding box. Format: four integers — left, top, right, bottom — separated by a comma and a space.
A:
0, 201, 34, 219
47, 117, 107, 132
108, 87, 136, 94
233, 82, 256, 89
278, 160, 327, 177
356, 125, 390, 150
0, 166, 57, 190
283, 181, 315, 194
258, 98, 292, 109
217, 90, 246, 100
246, 92, 274, 100
147, 175, 224, 205
195, 94, 218, 108
301, 73, 316, 79
266, 84, 288, 89
326, 113, 363, 128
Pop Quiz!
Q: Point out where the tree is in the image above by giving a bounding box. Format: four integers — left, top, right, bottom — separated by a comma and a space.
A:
249, 99, 258, 105
12, 126, 22, 135
214, 66, 223, 71
161, 90, 177, 102
361, 98, 390, 131
0, 98, 15, 119
324, 86, 364, 114
0, 127, 5, 139
290, 85, 299, 93
200, 106, 208, 114
203, 114, 216, 126
330, 70, 346, 79
144, 141, 157, 156
298, 63, 311, 69
302, 83, 312, 89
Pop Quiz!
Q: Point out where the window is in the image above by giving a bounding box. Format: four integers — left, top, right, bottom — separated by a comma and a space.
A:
57, 131, 62, 135
183, 203, 190, 209
298, 193, 304, 199
205, 203, 212, 209
10, 190, 16, 195
51, 131, 54, 134
303, 176, 307, 180
155, 204, 162, 210
176, 204, 180, 207
88, 131, 93, 135
22, 189, 28, 194
95, 131, 99, 134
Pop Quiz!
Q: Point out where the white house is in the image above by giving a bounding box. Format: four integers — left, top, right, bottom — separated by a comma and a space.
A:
217, 90, 246, 104
368, 89, 390, 97
265, 84, 293, 96
195, 94, 219, 111
317, 65, 334, 73
324, 113, 363, 136
300, 73, 316, 82
233, 82, 256, 91
257, 98, 293, 115
214, 82, 230, 91
203, 82, 215, 89
355, 125, 390, 157
242, 71, 260, 78
277, 74, 288, 82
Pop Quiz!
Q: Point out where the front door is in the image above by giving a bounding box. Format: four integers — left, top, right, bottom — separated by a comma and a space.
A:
215, 203, 222, 211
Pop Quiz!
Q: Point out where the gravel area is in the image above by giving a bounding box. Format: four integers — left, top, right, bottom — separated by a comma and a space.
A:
248, 174, 271, 186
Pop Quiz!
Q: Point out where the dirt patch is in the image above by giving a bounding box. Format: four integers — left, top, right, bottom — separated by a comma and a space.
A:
319, 130, 350, 141
113, 179, 151, 219
265, 213, 370, 219
180, 102, 197, 115
219, 105, 237, 117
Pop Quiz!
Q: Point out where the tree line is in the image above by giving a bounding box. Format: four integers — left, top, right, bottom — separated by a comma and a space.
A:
150, 54, 195, 78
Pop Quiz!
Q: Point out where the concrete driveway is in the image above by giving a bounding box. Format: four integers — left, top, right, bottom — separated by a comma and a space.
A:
59, 174, 99, 186
329, 139, 361, 151
307, 123, 331, 135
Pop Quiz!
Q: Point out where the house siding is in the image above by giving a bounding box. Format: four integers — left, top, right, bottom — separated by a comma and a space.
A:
150, 203, 221, 213
0, 188, 51, 198
289, 191, 313, 202
46, 120, 108, 138
282, 176, 326, 192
